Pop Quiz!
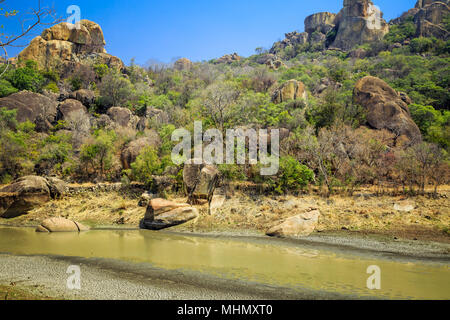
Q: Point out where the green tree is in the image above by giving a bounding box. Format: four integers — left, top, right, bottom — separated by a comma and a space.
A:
130, 147, 162, 186
8, 60, 44, 92
80, 130, 117, 178
276, 156, 314, 194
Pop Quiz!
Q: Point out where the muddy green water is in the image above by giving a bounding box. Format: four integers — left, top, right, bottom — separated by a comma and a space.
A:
0, 227, 449, 299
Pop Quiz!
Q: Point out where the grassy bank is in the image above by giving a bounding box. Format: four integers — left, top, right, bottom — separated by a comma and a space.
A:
1, 184, 449, 243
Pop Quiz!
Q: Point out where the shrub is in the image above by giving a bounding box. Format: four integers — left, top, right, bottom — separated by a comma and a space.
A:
44, 82, 59, 93
8, 60, 44, 92
0, 79, 18, 97
410, 37, 434, 54
276, 156, 314, 194
130, 147, 162, 186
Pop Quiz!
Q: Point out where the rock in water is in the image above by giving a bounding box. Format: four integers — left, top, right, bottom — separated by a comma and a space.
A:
142, 198, 198, 230
353, 76, 422, 143
266, 210, 321, 238
36, 217, 90, 232
0, 176, 66, 218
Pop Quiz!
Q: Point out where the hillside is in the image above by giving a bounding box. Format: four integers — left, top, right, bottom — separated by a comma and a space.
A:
0, 0, 449, 227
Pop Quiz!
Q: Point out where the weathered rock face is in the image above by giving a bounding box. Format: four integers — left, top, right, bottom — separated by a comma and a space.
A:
174, 58, 193, 71
0, 176, 66, 218
215, 53, 241, 64
266, 210, 321, 238
414, 0, 450, 39
272, 80, 307, 104
107, 107, 139, 129
142, 198, 198, 230
270, 31, 309, 53
145, 107, 170, 125
353, 76, 422, 143
69, 89, 96, 108
305, 12, 337, 34
313, 78, 343, 96
36, 217, 90, 232
120, 133, 162, 169
58, 99, 89, 121
183, 160, 220, 204
18, 20, 124, 71
391, 1, 450, 40
0, 91, 58, 132
332, 0, 389, 50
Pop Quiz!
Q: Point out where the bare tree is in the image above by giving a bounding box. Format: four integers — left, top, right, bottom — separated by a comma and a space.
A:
200, 81, 240, 133
0, 0, 61, 76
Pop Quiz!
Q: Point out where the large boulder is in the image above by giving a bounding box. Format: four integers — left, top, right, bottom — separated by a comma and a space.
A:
174, 58, 193, 71
57, 99, 91, 134
142, 198, 198, 230
58, 99, 89, 120
0, 91, 58, 132
69, 89, 96, 108
36, 217, 90, 232
107, 107, 140, 129
18, 20, 123, 71
215, 53, 241, 64
270, 31, 309, 53
305, 12, 337, 34
272, 80, 307, 104
0, 176, 66, 218
331, 0, 389, 50
120, 133, 162, 169
183, 160, 220, 204
266, 210, 321, 238
354, 76, 422, 143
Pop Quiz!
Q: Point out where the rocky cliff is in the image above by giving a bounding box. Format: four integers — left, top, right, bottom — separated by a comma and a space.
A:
271, 0, 389, 52
391, 0, 450, 40
18, 20, 124, 71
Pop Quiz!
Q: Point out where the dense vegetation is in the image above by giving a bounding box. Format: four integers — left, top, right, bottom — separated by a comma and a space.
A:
0, 19, 449, 196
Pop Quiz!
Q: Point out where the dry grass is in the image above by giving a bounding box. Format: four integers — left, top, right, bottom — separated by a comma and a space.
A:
1, 186, 449, 242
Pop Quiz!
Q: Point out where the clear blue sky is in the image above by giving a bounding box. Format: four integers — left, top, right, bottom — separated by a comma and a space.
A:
4, 0, 417, 65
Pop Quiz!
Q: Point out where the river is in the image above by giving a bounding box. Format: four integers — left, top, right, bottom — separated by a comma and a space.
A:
0, 226, 448, 300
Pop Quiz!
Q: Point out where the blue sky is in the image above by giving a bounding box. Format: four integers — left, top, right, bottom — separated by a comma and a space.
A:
4, 0, 417, 65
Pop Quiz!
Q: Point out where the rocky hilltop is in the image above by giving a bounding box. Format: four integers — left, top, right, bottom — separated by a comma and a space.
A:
392, 0, 450, 39
271, 0, 448, 53
18, 20, 124, 72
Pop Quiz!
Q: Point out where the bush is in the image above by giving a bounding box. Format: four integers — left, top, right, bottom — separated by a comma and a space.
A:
44, 82, 59, 93
80, 130, 117, 179
130, 147, 162, 186
8, 60, 44, 92
384, 17, 416, 44
0, 79, 18, 97
410, 37, 434, 54
275, 156, 314, 194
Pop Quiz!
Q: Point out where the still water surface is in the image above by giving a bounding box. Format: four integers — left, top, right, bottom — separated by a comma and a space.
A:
0, 227, 448, 299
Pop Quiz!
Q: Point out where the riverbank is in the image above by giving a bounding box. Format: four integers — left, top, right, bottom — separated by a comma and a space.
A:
1, 186, 449, 243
